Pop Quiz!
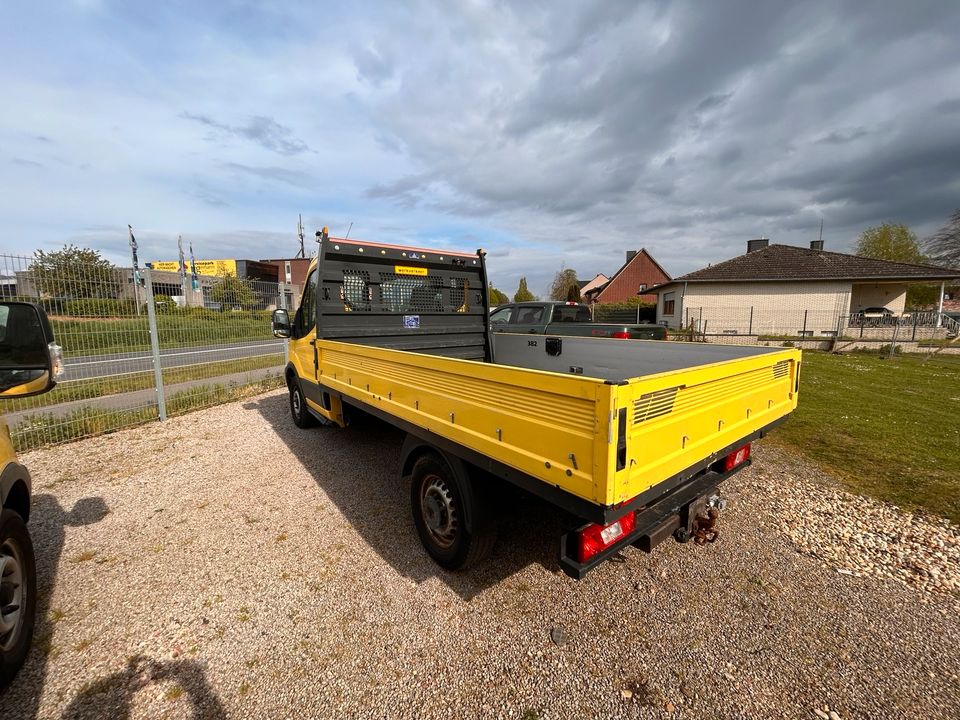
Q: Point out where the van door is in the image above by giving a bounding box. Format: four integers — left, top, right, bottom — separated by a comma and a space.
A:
290, 268, 324, 410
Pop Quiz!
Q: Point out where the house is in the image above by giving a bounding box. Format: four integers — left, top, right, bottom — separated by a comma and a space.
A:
584, 250, 671, 304
650, 239, 960, 336
577, 273, 609, 297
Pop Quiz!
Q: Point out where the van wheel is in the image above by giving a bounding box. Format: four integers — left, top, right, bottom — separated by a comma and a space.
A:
288, 379, 316, 429
410, 454, 496, 570
0, 509, 37, 687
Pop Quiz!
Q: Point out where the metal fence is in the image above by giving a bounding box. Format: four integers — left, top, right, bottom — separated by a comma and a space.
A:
670, 305, 959, 344
2, 253, 289, 452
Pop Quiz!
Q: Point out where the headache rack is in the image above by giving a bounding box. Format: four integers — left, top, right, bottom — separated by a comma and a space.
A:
314, 237, 492, 361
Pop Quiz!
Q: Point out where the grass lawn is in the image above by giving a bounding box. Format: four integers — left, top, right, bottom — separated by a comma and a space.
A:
770, 350, 960, 524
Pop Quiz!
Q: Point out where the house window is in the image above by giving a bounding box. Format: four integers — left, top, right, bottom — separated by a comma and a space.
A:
663, 292, 676, 316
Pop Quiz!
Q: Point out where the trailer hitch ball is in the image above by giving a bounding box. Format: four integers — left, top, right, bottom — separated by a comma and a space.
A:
707, 494, 728, 512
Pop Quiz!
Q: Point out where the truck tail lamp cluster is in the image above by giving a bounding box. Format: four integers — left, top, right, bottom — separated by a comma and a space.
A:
577, 512, 637, 563
611, 331, 630, 339
722, 443, 751, 472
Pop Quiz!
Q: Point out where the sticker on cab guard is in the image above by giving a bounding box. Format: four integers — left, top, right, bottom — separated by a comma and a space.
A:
395, 265, 428, 276
403, 315, 420, 329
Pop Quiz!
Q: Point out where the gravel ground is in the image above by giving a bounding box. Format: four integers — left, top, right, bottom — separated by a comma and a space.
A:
3, 388, 958, 719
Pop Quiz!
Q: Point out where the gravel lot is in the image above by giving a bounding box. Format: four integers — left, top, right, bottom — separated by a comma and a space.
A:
4, 388, 958, 719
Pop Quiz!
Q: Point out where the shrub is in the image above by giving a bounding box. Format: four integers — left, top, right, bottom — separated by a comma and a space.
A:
64, 298, 137, 317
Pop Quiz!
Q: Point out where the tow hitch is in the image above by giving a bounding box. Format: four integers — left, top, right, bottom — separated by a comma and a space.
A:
674, 494, 726, 545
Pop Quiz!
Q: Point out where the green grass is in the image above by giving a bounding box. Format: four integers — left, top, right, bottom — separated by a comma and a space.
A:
11, 374, 283, 452
50, 310, 273, 357
6, 353, 284, 412
770, 351, 960, 523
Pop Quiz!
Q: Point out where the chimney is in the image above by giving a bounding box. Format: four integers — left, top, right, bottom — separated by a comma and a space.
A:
810, 239, 824, 251
626, 250, 638, 263
746, 238, 769, 253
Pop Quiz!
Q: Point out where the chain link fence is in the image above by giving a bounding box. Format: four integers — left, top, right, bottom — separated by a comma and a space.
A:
2, 253, 289, 451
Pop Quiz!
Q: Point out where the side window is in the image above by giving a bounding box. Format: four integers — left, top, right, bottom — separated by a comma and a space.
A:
663, 292, 676, 316
298, 270, 317, 335
489, 306, 513, 325
516, 306, 544, 324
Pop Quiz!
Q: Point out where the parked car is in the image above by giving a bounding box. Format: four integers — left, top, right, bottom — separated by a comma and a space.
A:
1, 301, 63, 686
853, 306, 895, 326
489, 301, 666, 340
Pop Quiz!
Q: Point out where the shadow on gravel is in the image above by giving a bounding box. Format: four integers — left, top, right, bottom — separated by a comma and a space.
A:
2, 495, 109, 719
60, 655, 226, 720
245, 392, 563, 600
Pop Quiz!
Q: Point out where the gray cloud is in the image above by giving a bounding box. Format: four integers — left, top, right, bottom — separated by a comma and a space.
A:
180, 112, 309, 155
221, 162, 311, 187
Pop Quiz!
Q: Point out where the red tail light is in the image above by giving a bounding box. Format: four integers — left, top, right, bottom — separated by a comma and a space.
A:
611, 330, 630, 339
722, 443, 751, 472
577, 512, 637, 563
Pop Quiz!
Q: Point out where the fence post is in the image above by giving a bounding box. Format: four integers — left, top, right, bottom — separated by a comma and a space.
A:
144, 268, 167, 421
912, 312, 918, 342
748, 306, 754, 336
698, 307, 703, 335
802, 309, 808, 338
636, 304, 640, 324
280, 283, 290, 367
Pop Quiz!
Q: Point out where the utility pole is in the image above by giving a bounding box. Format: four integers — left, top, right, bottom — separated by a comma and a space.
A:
297, 214, 305, 258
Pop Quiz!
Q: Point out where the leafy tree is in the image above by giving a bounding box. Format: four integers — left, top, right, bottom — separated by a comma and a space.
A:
566, 284, 581, 302
926, 208, 960, 269
513, 277, 535, 302
487, 283, 510, 305
209, 272, 257, 309
856, 223, 939, 308
549, 267, 579, 301
32, 245, 119, 299
855, 223, 925, 264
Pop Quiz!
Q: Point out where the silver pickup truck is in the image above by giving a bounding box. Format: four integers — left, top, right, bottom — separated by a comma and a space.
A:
490, 301, 666, 340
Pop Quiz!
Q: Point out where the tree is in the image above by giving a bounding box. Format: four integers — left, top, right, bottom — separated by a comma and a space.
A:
32, 245, 119, 299
566, 284, 581, 302
856, 223, 939, 308
513, 277, 535, 302
209, 272, 257, 309
926, 208, 960, 268
487, 283, 509, 305
855, 223, 925, 264
549, 267, 579, 301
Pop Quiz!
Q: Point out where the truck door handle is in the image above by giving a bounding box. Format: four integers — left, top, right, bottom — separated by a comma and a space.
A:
528, 329, 538, 334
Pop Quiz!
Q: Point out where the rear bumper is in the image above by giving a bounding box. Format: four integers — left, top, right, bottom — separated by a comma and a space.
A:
558, 464, 745, 579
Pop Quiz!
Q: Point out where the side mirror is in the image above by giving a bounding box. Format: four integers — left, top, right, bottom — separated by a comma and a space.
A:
0, 302, 64, 398
272, 308, 291, 338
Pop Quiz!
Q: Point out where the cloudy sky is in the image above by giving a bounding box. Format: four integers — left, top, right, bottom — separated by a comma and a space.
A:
2, 1, 959, 295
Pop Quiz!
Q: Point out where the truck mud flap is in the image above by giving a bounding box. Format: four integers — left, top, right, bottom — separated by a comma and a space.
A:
558, 470, 727, 580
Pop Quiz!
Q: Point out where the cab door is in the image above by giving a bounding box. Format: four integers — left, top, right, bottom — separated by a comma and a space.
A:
510, 304, 547, 334
290, 268, 324, 411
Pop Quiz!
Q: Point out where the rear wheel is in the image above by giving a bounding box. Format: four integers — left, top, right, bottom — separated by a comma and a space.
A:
410, 454, 496, 570
288, 378, 316, 429
0, 509, 36, 687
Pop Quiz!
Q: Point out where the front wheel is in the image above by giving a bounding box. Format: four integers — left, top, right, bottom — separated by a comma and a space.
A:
288, 379, 317, 429
410, 454, 496, 570
0, 509, 37, 688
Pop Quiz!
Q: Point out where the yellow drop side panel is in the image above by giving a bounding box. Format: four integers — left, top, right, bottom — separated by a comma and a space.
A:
611, 348, 801, 505
316, 340, 616, 504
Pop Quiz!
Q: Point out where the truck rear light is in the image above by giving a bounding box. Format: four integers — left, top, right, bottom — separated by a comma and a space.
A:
611, 331, 630, 339
577, 512, 637, 563
722, 443, 751, 472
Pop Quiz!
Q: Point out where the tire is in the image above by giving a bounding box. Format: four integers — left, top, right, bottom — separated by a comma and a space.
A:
288, 378, 317, 429
0, 509, 37, 688
410, 454, 496, 571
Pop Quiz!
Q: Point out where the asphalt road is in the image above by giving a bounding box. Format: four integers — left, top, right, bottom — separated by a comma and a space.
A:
63, 339, 286, 380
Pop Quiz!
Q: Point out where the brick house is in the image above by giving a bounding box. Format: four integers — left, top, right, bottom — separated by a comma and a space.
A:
584, 250, 671, 304
650, 239, 960, 335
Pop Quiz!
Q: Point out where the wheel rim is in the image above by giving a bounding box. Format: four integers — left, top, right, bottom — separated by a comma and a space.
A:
0, 537, 25, 652
292, 387, 302, 418
420, 474, 458, 549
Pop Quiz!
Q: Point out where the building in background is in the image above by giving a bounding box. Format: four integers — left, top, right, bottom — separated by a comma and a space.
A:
650, 239, 960, 336
583, 250, 671, 304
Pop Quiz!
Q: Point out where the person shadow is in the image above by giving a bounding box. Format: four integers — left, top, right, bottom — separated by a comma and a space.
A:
1, 495, 107, 718
59, 654, 226, 720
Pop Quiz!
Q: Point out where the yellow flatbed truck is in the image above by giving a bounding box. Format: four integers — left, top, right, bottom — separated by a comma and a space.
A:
273, 233, 800, 578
